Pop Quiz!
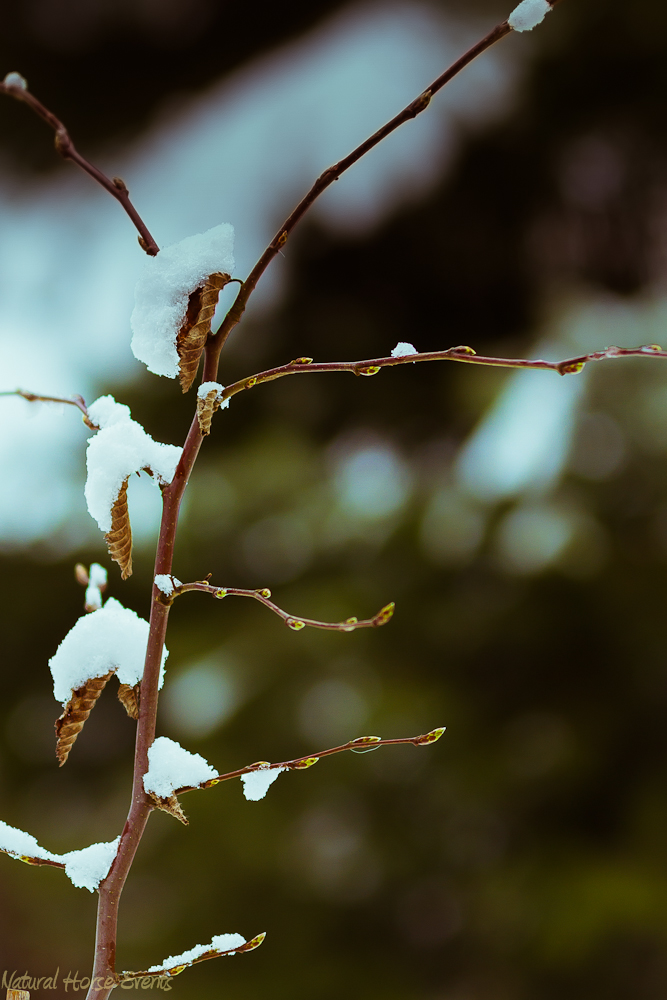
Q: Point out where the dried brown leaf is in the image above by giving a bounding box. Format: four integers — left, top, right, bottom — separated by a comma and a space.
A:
149, 792, 188, 825
117, 682, 140, 720
196, 388, 223, 436
55, 670, 114, 766
105, 477, 132, 579
177, 272, 231, 393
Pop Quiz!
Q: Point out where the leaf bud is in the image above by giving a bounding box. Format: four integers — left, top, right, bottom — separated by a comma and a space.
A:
291, 756, 319, 769
358, 366, 380, 376
416, 726, 446, 745
215, 588, 227, 599
286, 618, 305, 630
349, 735, 382, 753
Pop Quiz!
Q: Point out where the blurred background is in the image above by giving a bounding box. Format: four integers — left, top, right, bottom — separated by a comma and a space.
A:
2, 0, 667, 997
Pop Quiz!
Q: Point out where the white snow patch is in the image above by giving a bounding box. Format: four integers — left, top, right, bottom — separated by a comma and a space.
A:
0, 819, 60, 862
3, 72, 27, 90
49, 596, 167, 704
131, 224, 235, 378
0, 820, 119, 892
391, 341, 416, 357
508, 0, 551, 32
143, 737, 218, 798
89, 563, 108, 588
241, 765, 286, 801
84, 395, 182, 534
62, 837, 120, 892
154, 574, 182, 597
197, 381, 230, 409
146, 933, 247, 973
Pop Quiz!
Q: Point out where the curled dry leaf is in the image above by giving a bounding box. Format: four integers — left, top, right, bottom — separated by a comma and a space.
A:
55, 670, 114, 766
196, 388, 223, 436
105, 477, 133, 579
148, 792, 188, 826
177, 272, 231, 393
117, 682, 140, 720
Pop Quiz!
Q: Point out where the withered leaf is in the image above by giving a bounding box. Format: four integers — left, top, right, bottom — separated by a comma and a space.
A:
149, 792, 188, 825
117, 682, 140, 720
196, 388, 223, 436
55, 670, 114, 766
105, 476, 132, 579
177, 272, 231, 393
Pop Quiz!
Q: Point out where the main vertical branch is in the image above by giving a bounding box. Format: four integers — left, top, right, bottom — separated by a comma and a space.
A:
86, 347, 219, 1000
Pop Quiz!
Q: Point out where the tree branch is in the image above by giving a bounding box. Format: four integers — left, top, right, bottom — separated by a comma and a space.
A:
0, 388, 98, 428
165, 578, 395, 632
120, 933, 266, 981
0, 79, 159, 255
210, 0, 565, 357
174, 728, 446, 795
217, 343, 667, 405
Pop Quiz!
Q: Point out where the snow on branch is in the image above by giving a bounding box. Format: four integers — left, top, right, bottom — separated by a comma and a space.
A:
172, 728, 446, 802
85, 395, 182, 578
165, 579, 395, 633
508, 0, 552, 32
0, 819, 120, 891
143, 737, 217, 824
121, 932, 266, 981
49, 597, 167, 764
130, 225, 235, 382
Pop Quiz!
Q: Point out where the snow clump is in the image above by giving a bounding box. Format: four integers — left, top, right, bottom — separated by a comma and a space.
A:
85, 562, 107, 611
131, 224, 235, 378
154, 574, 182, 597
391, 342, 416, 358
198, 381, 229, 409
143, 737, 218, 798
49, 597, 168, 704
61, 838, 120, 892
84, 395, 182, 534
508, 0, 551, 32
241, 765, 286, 801
146, 933, 247, 973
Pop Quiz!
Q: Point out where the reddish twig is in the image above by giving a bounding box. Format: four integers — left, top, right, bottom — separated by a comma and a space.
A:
166, 579, 395, 633
0, 849, 66, 869
120, 933, 266, 981
211, 0, 565, 359
0, 78, 159, 255
174, 728, 447, 795
0, 388, 99, 428
216, 343, 667, 404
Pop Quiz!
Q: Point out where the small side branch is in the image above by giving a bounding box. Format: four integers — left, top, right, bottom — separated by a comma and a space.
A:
175, 728, 446, 794
0, 849, 66, 870
212, 0, 566, 352
0, 389, 99, 428
0, 79, 159, 255
120, 933, 266, 981
164, 579, 395, 633
218, 343, 667, 404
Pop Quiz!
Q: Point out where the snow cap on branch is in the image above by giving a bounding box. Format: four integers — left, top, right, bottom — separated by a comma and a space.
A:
143, 737, 218, 798
131, 224, 235, 378
147, 934, 247, 973
241, 765, 286, 801
0, 819, 60, 863
197, 381, 229, 408
391, 342, 416, 358
62, 837, 120, 892
0, 819, 119, 892
154, 574, 182, 597
508, 0, 551, 32
49, 597, 168, 704
84, 395, 182, 534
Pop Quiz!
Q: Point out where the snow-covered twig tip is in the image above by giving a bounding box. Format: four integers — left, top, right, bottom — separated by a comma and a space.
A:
508, 0, 551, 32
121, 932, 266, 981
0, 819, 119, 892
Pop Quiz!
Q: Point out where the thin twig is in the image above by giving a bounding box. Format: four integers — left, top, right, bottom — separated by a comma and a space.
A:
120, 934, 266, 981
167, 579, 395, 632
0, 80, 159, 255
0, 388, 98, 428
211, 0, 565, 357
174, 728, 446, 794
0, 849, 66, 869
217, 343, 667, 404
